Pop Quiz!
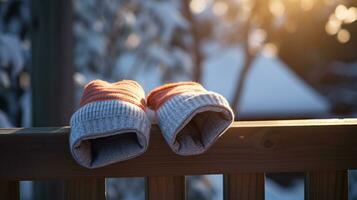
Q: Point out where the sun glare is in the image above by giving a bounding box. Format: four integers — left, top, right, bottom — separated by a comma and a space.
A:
249, 29, 267, 51
333, 5, 357, 24
344, 7, 357, 24
269, 0, 285, 17
262, 43, 278, 58
125, 33, 141, 49
325, 4, 355, 43
325, 15, 342, 35
337, 29, 351, 43
190, 0, 207, 14
300, 0, 314, 11
212, 1, 228, 17
335, 5, 348, 21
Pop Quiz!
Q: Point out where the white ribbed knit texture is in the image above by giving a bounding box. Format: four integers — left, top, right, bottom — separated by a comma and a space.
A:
70, 100, 150, 169
156, 92, 234, 155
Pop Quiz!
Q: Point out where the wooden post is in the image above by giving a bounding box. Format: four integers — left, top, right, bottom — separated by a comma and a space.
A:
65, 179, 106, 200
31, 0, 74, 199
31, 0, 74, 126
224, 173, 265, 200
31, 1, 107, 198
146, 176, 185, 200
306, 170, 348, 200
0, 181, 19, 200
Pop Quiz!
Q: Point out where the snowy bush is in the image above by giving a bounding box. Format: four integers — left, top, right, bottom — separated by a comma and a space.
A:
0, 1, 31, 128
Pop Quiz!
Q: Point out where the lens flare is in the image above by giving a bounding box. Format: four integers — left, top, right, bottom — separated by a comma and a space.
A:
325, 18, 341, 35
262, 43, 278, 58
301, 0, 314, 11
269, 0, 285, 17
125, 33, 141, 49
212, 1, 228, 16
190, 0, 207, 14
335, 4, 348, 21
344, 7, 357, 24
337, 29, 351, 43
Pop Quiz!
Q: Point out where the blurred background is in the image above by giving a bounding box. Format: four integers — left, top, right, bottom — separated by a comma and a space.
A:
1, 0, 357, 199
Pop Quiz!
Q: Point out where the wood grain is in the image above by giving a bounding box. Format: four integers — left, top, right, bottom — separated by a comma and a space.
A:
146, 176, 185, 200
224, 173, 264, 200
0, 119, 357, 180
306, 170, 348, 200
0, 181, 19, 200
65, 178, 106, 200
31, 0, 74, 198
31, 0, 74, 126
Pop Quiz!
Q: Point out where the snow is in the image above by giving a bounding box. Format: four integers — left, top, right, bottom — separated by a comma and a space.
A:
0, 110, 12, 127
266, 177, 304, 200
127, 42, 330, 200
201, 174, 305, 200
145, 1, 188, 45
134, 42, 330, 117
203, 44, 330, 116
0, 34, 24, 79
123, 40, 330, 200
0, 1, 336, 199
129, 42, 330, 200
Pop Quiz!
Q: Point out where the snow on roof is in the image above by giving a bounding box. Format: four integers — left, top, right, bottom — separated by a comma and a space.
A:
203, 45, 330, 116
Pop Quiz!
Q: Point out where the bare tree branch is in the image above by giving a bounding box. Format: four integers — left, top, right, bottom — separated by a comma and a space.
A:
231, 0, 259, 116
182, 0, 203, 83
231, 51, 256, 116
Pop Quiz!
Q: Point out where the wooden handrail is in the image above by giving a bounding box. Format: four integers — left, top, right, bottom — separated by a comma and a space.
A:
0, 119, 357, 180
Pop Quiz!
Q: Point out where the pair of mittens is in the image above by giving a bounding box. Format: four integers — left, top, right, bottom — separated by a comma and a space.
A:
70, 80, 234, 168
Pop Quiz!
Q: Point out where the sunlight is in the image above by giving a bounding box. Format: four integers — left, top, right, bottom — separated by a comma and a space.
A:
285, 22, 298, 33
323, 0, 334, 6
337, 29, 351, 43
269, 0, 285, 17
123, 12, 136, 26
249, 28, 267, 51
190, 0, 207, 14
325, 16, 342, 35
335, 4, 348, 21
325, 4, 356, 41
125, 33, 141, 49
212, 1, 228, 17
300, 0, 314, 11
334, 5, 357, 24
262, 43, 278, 58
344, 7, 357, 24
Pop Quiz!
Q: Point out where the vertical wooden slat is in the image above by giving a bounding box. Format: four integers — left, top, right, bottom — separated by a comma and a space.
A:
0, 181, 20, 200
146, 176, 185, 200
33, 181, 65, 200
306, 170, 348, 200
224, 173, 265, 200
65, 178, 106, 200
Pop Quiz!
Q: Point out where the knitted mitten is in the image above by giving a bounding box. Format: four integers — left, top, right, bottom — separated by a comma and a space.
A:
147, 82, 234, 155
70, 80, 150, 168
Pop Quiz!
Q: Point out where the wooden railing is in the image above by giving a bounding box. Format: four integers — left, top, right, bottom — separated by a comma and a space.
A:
0, 119, 357, 200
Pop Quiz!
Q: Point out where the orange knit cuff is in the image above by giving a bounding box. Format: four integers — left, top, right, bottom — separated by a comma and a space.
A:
147, 82, 207, 110
80, 80, 146, 110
